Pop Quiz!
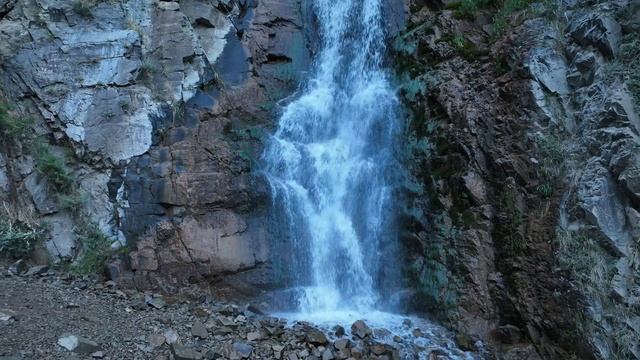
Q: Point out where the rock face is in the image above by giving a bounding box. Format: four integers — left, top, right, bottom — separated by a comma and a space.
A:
0, 0, 311, 289
396, 0, 640, 358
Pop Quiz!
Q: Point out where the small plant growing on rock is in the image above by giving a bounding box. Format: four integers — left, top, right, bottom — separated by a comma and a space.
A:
32, 142, 75, 195
72, 0, 93, 19
0, 205, 47, 259
0, 103, 33, 142
72, 222, 114, 275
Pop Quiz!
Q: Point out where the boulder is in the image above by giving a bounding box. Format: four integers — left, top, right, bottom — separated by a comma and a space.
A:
568, 14, 621, 58
305, 326, 328, 345
351, 320, 372, 339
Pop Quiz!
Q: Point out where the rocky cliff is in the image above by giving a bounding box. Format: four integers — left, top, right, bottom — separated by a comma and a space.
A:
1, 0, 639, 359
0, 0, 312, 292
395, 0, 640, 358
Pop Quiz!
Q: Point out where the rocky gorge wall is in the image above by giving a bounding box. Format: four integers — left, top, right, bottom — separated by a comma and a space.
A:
1, 0, 640, 359
395, 0, 640, 358
0, 0, 313, 293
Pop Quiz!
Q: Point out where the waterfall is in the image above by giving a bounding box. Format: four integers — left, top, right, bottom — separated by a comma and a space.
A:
264, 0, 402, 314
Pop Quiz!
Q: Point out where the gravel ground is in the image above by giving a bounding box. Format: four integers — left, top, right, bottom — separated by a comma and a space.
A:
0, 261, 474, 360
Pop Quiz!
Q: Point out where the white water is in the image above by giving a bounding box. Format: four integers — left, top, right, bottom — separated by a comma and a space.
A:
264, 0, 400, 314
263, 1, 477, 358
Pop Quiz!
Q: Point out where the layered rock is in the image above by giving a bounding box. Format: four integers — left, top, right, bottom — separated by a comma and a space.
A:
0, 0, 311, 290
395, 0, 640, 358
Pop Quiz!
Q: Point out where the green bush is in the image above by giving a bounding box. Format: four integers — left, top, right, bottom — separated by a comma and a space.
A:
72, 222, 113, 275
32, 143, 75, 195
0, 103, 33, 141
491, 0, 534, 38
0, 216, 46, 259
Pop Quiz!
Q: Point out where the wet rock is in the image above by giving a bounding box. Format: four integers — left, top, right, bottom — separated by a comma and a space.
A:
351, 320, 372, 339
305, 326, 328, 344
333, 325, 345, 337
91, 351, 104, 358
191, 321, 208, 339
57, 335, 101, 354
232, 342, 253, 359
334, 338, 350, 350
322, 348, 334, 360
171, 344, 202, 360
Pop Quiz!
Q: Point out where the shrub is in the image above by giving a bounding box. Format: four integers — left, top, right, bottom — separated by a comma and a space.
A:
0, 103, 33, 141
72, 222, 113, 275
72, 0, 93, 18
0, 206, 47, 259
32, 142, 75, 195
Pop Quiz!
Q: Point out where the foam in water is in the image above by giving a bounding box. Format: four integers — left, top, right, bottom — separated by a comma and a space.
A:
264, 0, 400, 314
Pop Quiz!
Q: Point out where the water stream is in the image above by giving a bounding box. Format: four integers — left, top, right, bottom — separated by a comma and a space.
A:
263, 1, 474, 357
265, 0, 401, 315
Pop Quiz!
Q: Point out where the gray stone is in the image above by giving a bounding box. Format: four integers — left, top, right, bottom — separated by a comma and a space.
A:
57, 335, 101, 354
25, 265, 49, 276
171, 344, 202, 360
145, 295, 166, 309
149, 334, 166, 348
91, 351, 104, 358
232, 342, 252, 358
322, 349, 334, 360
246, 331, 261, 341
305, 326, 328, 344
191, 321, 208, 339
351, 320, 372, 339
569, 14, 622, 58
578, 160, 632, 256
163, 329, 179, 344
0, 309, 18, 321
7, 260, 28, 275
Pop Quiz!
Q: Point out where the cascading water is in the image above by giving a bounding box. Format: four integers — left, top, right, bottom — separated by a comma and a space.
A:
264, 0, 402, 315
263, 1, 476, 358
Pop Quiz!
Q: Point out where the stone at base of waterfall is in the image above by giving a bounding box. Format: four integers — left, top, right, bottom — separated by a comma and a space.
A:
333, 325, 345, 337
334, 338, 351, 350
305, 326, 328, 344
322, 348, 335, 360
222, 342, 253, 359
57, 335, 101, 354
351, 320, 372, 339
